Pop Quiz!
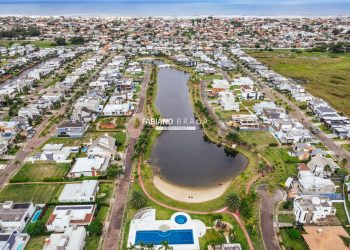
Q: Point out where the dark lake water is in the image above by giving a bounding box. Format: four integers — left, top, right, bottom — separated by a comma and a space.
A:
150, 67, 247, 188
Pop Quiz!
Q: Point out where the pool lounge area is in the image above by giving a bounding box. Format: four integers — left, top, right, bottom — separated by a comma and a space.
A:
128, 209, 206, 250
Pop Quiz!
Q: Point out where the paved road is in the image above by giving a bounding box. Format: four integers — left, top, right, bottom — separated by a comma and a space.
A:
232, 56, 350, 168
102, 67, 151, 250
256, 185, 284, 250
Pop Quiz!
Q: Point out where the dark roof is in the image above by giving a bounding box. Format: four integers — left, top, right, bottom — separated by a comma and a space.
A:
58, 120, 85, 128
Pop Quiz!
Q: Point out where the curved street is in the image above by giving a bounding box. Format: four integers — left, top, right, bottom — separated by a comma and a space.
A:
256, 185, 284, 250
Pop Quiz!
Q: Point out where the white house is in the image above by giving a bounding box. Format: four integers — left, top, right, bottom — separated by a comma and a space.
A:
28, 144, 75, 163
298, 170, 336, 194
68, 157, 109, 177
0, 201, 35, 233
232, 77, 254, 86
293, 195, 336, 224
88, 134, 116, 158
43, 226, 86, 250
102, 103, 132, 116
46, 205, 95, 232
58, 180, 99, 203
307, 155, 340, 177
218, 92, 240, 111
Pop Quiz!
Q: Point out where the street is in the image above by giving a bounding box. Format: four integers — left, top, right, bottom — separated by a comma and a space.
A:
102, 66, 151, 250
256, 185, 284, 250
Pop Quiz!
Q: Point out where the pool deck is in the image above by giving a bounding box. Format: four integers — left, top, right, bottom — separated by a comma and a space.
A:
127, 209, 206, 250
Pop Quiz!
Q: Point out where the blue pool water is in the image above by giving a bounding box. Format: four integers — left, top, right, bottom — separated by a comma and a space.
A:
16, 243, 24, 250
81, 146, 88, 153
31, 210, 42, 223
135, 229, 194, 245
175, 215, 187, 225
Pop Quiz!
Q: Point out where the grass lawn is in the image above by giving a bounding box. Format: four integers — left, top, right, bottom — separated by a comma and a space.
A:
263, 147, 298, 185
334, 202, 349, 225
247, 50, 350, 117
97, 183, 114, 206
279, 228, 308, 250
0, 183, 62, 203
11, 162, 70, 182
25, 236, 47, 250
42, 136, 83, 147
278, 214, 295, 224
85, 236, 100, 250
199, 74, 224, 81
239, 131, 277, 152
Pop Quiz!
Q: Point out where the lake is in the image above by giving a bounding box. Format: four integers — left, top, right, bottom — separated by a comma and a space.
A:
150, 67, 247, 188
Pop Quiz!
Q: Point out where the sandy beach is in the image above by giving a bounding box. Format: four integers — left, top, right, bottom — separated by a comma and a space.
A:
153, 174, 231, 203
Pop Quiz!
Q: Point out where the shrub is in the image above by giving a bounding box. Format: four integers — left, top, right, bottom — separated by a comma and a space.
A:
27, 221, 46, 236
88, 220, 103, 236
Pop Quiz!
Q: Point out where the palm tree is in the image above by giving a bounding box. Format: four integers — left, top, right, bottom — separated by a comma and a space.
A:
225, 193, 241, 212
146, 243, 155, 250
246, 216, 258, 233
159, 241, 173, 250
130, 190, 146, 209
140, 242, 146, 250
127, 243, 136, 250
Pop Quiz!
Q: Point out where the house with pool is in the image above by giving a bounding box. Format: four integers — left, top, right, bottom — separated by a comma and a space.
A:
127, 208, 206, 250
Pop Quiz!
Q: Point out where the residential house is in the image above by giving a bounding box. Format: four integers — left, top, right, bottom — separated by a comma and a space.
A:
56, 120, 88, 138
87, 134, 116, 158
307, 156, 339, 177
212, 79, 230, 94
102, 103, 133, 116
68, 157, 109, 178
0, 201, 35, 233
293, 195, 336, 224
46, 205, 95, 232
297, 167, 336, 195
43, 226, 86, 250
218, 92, 239, 111
58, 180, 99, 203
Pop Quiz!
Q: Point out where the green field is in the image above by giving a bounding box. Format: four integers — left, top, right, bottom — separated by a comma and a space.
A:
247, 50, 350, 117
279, 228, 308, 250
11, 162, 70, 182
0, 183, 62, 203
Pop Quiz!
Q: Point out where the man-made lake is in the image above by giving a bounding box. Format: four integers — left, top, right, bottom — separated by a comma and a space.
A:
150, 67, 247, 188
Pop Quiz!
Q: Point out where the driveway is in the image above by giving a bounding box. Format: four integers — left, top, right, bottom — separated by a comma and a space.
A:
256, 185, 284, 250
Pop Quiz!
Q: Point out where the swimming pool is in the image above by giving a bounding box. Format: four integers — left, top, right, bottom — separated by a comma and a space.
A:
174, 215, 187, 225
135, 229, 194, 245
16, 242, 24, 250
31, 210, 42, 223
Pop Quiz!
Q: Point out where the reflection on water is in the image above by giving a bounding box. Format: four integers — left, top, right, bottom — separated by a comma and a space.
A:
150, 67, 247, 188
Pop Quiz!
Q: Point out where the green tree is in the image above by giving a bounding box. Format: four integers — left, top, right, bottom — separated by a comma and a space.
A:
87, 220, 103, 236
27, 220, 46, 236
225, 193, 241, 212
106, 165, 124, 179
130, 190, 146, 209
54, 37, 67, 46
70, 36, 85, 44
